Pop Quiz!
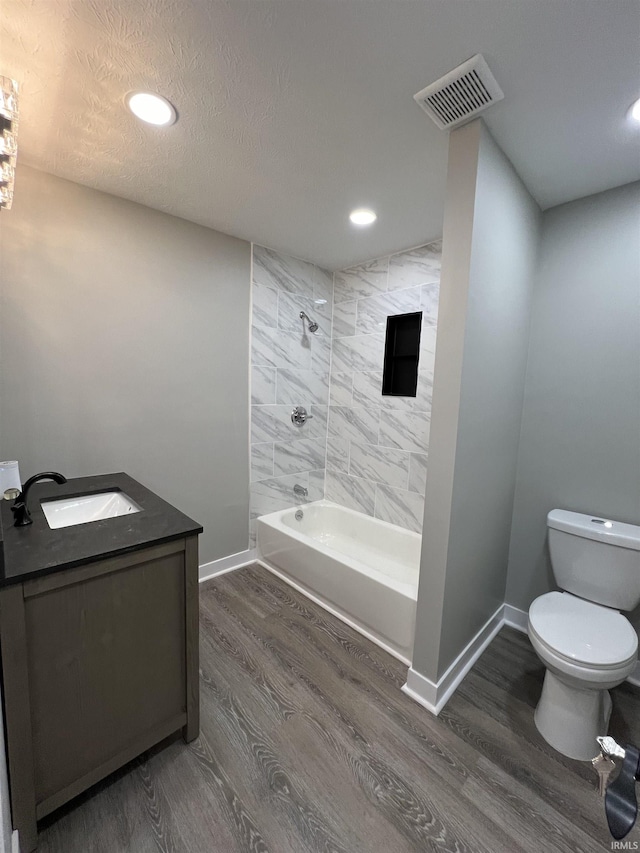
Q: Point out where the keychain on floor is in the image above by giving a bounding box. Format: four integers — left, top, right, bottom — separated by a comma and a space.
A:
593, 736, 640, 841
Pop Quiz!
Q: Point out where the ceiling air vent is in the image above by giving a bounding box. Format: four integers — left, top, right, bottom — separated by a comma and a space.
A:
413, 54, 503, 130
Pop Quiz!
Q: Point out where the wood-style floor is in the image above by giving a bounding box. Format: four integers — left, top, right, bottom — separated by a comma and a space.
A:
38, 564, 640, 852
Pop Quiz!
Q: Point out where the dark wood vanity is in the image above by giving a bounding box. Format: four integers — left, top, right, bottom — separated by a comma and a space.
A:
0, 473, 202, 852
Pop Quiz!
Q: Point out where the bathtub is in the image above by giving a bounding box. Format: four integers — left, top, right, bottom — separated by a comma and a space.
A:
256, 500, 420, 663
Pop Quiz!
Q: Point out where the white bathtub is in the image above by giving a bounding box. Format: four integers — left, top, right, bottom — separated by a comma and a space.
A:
256, 500, 420, 663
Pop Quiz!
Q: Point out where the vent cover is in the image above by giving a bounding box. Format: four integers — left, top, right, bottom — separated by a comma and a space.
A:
413, 54, 503, 130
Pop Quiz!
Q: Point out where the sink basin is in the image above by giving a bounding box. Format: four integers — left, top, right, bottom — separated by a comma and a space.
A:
42, 491, 142, 529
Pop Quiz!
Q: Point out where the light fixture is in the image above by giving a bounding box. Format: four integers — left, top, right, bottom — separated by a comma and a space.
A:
126, 91, 177, 126
629, 97, 640, 123
314, 298, 328, 305
0, 76, 18, 210
349, 208, 377, 226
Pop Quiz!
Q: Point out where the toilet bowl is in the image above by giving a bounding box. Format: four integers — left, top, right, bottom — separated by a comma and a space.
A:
528, 509, 640, 761
528, 591, 637, 760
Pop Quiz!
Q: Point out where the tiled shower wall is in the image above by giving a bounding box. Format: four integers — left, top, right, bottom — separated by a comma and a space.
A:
325, 241, 441, 533
249, 245, 333, 545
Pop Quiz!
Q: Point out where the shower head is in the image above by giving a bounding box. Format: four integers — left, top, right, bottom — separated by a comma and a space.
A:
299, 311, 319, 333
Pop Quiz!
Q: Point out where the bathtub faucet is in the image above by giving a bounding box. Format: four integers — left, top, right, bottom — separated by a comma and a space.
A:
293, 484, 308, 498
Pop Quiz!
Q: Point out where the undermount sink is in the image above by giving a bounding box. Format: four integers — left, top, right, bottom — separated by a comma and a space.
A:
42, 491, 142, 529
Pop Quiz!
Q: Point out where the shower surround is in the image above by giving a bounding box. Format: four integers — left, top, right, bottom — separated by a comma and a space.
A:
326, 241, 441, 533
249, 240, 441, 544
249, 245, 333, 545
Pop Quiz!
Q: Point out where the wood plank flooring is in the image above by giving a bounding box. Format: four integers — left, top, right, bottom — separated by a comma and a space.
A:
38, 564, 640, 852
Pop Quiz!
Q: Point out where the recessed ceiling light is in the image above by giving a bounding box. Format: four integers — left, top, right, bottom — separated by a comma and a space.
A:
126, 92, 177, 126
349, 208, 377, 226
629, 97, 640, 123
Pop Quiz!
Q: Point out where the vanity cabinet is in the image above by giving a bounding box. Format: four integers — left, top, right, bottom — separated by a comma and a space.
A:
0, 535, 199, 852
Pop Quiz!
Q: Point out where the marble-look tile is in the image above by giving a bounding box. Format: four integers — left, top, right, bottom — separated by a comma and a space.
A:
326, 437, 349, 473
381, 392, 416, 412
252, 325, 312, 370
251, 405, 299, 443
388, 243, 441, 292
311, 335, 332, 374
278, 291, 332, 337
253, 245, 314, 297
419, 321, 438, 357
355, 288, 420, 335
418, 346, 436, 381
251, 365, 277, 405
252, 285, 279, 328
332, 300, 357, 338
374, 484, 424, 533
420, 282, 440, 326
307, 405, 328, 440
378, 409, 430, 453
313, 266, 334, 304
276, 369, 329, 406
329, 372, 353, 406
308, 468, 326, 501
415, 370, 434, 410
250, 472, 311, 520
349, 443, 410, 489
273, 438, 326, 477
251, 442, 274, 482
351, 370, 382, 408
325, 472, 376, 516
331, 333, 384, 375
334, 257, 389, 303
351, 370, 414, 412
328, 405, 379, 446
408, 453, 428, 495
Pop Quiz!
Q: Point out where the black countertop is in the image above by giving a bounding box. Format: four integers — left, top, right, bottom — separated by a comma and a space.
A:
0, 473, 203, 587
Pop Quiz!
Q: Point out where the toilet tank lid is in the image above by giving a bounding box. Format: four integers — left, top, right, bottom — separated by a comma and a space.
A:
547, 509, 640, 551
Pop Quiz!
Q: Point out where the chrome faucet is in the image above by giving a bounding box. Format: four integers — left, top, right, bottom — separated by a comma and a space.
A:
293, 484, 308, 498
4, 471, 67, 527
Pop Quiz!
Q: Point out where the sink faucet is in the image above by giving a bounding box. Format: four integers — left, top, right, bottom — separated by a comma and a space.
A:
4, 471, 67, 527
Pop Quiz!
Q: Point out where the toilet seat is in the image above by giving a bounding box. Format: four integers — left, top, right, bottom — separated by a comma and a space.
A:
529, 591, 638, 668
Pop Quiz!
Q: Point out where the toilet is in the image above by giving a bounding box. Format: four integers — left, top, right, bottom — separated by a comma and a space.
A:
528, 509, 640, 761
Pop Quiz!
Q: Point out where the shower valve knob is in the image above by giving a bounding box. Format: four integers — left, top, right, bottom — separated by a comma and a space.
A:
291, 406, 313, 426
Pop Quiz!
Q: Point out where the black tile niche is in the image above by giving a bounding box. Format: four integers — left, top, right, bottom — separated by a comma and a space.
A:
381, 311, 422, 397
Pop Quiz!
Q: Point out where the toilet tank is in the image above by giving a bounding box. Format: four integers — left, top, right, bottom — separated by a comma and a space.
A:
547, 509, 640, 611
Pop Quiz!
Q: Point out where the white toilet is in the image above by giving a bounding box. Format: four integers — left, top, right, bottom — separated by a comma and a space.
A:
528, 509, 640, 761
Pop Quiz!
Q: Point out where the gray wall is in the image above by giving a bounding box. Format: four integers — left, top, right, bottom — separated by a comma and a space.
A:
412, 121, 541, 681
506, 182, 640, 632
0, 165, 251, 565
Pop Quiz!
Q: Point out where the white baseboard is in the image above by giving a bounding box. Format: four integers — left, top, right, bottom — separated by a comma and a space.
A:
11, 830, 18, 853
402, 669, 438, 714
199, 549, 256, 583
402, 604, 504, 716
503, 602, 528, 632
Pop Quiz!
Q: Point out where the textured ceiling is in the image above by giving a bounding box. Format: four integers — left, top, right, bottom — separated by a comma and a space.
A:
2, 0, 639, 270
